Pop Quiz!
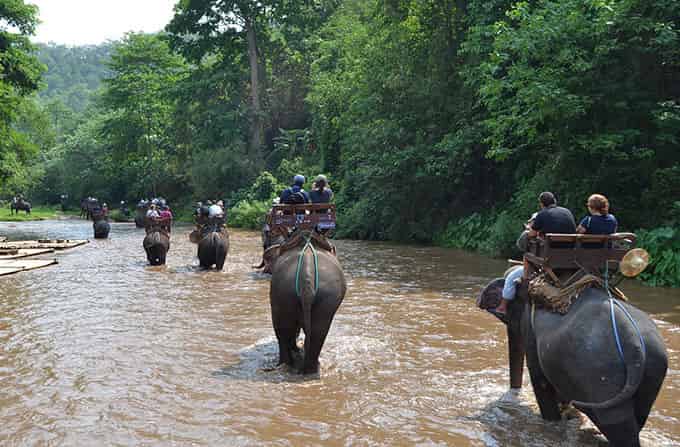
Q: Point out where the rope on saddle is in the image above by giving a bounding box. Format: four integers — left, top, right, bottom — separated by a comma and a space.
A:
295, 235, 319, 298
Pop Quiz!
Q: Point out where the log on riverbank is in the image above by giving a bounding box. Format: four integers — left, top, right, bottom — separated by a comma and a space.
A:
0, 259, 58, 276
0, 240, 88, 250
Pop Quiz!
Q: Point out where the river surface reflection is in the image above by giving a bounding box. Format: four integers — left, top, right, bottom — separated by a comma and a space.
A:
0, 220, 678, 446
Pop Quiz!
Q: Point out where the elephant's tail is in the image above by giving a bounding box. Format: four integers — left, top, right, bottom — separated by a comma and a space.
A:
300, 248, 316, 347
215, 233, 227, 269
572, 300, 647, 410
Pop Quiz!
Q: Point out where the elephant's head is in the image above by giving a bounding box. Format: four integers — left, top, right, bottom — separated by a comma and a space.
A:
479, 268, 528, 389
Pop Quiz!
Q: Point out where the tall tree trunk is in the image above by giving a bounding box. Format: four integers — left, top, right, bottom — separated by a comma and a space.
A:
246, 19, 264, 168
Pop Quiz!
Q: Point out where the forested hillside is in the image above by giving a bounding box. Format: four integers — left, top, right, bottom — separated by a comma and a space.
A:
37, 43, 112, 112
1, 0, 678, 285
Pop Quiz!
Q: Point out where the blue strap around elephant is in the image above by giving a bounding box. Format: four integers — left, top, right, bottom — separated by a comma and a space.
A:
295, 235, 319, 298
604, 261, 646, 366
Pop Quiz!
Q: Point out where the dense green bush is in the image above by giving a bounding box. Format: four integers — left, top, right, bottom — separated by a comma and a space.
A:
229, 200, 270, 230
636, 227, 680, 288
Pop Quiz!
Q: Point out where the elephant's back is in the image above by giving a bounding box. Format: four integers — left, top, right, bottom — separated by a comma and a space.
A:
534, 288, 656, 401
143, 231, 164, 249
271, 248, 345, 302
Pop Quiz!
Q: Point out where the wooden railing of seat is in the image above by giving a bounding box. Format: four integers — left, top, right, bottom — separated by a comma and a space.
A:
268, 204, 337, 234
524, 233, 636, 281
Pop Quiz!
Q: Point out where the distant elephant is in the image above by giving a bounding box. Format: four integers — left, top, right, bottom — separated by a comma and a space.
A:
10, 198, 31, 215
143, 230, 169, 265
270, 232, 346, 374
491, 281, 667, 447
135, 201, 149, 228
197, 230, 229, 270
80, 197, 99, 220
93, 219, 110, 239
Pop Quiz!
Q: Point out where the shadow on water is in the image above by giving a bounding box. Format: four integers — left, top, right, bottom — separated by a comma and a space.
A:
212, 338, 320, 384
471, 393, 607, 447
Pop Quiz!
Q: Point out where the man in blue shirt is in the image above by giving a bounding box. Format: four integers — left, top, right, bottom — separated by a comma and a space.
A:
280, 175, 310, 204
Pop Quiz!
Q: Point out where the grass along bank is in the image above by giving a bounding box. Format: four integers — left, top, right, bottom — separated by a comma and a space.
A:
0, 205, 68, 222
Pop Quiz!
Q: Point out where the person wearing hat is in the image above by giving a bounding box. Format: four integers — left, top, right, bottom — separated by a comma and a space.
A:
309, 175, 333, 204
280, 174, 310, 204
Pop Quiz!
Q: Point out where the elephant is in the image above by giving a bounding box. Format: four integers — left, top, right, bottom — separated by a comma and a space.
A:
93, 219, 110, 239
10, 198, 31, 215
80, 197, 99, 220
269, 231, 346, 375
490, 280, 668, 447
143, 230, 170, 265
197, 229, 229, 270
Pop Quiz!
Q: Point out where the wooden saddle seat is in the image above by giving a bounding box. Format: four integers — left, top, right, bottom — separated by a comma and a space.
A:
268, 203, 337, 237
521, 233, 635, 313
145, 217, 172, 236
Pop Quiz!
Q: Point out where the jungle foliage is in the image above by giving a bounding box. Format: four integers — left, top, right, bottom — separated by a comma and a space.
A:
1, 0, 679, 286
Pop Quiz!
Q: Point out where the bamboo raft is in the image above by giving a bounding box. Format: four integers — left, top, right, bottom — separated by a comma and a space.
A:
0, 239, 88, 250
0, 259, 58, 276
0, 248, 55, 260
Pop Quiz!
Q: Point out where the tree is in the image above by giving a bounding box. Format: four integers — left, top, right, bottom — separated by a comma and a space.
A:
100, 33, 188, 197
168, 0, 271, 166
0, 0, 45, 189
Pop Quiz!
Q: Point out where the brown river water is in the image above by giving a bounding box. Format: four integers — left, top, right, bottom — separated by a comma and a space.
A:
0, 219, 678, 446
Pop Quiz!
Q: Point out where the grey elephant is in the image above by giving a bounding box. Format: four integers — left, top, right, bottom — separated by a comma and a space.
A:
93, 219, 110, 239
487, 280, 667, 447
197, 230, 229, 270
143, 230, 169, 265
269, 231, 346, 374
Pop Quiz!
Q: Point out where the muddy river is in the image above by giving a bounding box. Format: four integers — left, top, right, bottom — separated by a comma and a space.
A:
0, 220, 678, 446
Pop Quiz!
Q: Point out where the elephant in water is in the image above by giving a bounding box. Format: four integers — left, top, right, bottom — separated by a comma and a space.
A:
143, 230, 170, 265
269, 231, 346, 375
489, 281, 667, 447
197, 230, 229, 270
93, 219, 110, 239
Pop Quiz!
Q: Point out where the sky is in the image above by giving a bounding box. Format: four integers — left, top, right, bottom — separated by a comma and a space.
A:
31, 0, 178, 45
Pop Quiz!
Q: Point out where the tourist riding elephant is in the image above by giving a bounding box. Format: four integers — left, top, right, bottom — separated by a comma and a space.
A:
494, 282, 667, 447
198, 229, 229, 270
270, 232, 346, 375
143, 230, 170, 265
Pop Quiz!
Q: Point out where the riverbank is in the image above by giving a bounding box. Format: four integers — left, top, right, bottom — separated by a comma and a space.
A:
0, 206, 72, 222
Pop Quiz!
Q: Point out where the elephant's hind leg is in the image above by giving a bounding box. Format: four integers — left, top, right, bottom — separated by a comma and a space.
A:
634, 347, 667, 430
275, 326, 297, 368
592, 404, 641, 447
302, 313, 334, 375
